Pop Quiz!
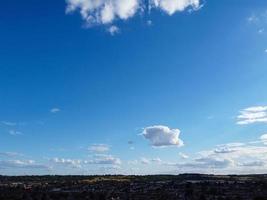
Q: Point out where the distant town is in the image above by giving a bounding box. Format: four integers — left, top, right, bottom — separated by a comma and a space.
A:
0, 174, 267, 200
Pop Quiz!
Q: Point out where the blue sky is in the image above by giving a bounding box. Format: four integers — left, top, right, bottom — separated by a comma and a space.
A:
1, 0, 267, 175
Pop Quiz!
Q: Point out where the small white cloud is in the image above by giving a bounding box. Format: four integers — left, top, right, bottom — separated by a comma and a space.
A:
151, 157, 162, 163
214, 147, 237, 154
87, 154, 121, 165
217, 143, 245, 148
9, 130, 22, 136
140, 157, 150, 165
108, 25, 120, 35
237, 106, 267, 125
150, 0, 200, 15
51, 158, 82, 168
179, 152, 189, 159
50, 108, 61, 113
142, 125, 184, 147
88, 144, 110, 153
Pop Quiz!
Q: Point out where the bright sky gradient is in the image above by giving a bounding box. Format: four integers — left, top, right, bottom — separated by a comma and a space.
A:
1, 0, 267, 175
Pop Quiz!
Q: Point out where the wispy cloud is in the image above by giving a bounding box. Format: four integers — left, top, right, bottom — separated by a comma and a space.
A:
0, 152, 23, 157
247, 10, 267, 34
236, 106, 267, 125
86, 154, 122, 165
1, 121, 17, 126
9, 130, 23, 136
51, 158, 82, 168
88, 144, 110, 153
50, 108, 61, 113
0, 160, 49, 170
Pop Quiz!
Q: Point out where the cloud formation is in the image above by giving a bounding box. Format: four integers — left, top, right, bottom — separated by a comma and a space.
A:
51, 158, 82, 168
0, 160, 49, 170
9, 130, 23, 136
179, 152, 189, 159
1, 121, 17, 126
50, 108, 61, 113
0, 152, 23, 157
142, 125, 184, 147
237, 106, 267, 125
88, 144, 110, 153
66, 0, 201, 27
86, 154, 122, 165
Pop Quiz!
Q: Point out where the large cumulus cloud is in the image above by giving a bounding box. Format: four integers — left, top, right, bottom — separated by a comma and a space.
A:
66, 0, 201, 26
142, 125, 184, 147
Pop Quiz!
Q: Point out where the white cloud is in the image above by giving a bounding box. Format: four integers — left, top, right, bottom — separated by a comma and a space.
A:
140, 157, 150, 164
151, 157, 162, 163
9, 130, 22, 136
86, 154, 122, 165
237, 106, 267, 125
150, 0, 200, 15
0, 160, 49, 170
88, 144, 110, 153
142, 125, 184, 147
214, 147, 237, 154
50, 108, 61, 113
179, 152, 189, 159
0, 152, 23, 157
260, 134, 267, 145
108, 25, 120, 35
66, 0, 140, 25
217, 143, 245, 148
66, 0, 201, 27
51, 158, 82, 168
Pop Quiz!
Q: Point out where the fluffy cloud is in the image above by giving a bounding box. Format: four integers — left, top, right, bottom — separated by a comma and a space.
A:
88, 144, 110, 153
237, 106, 267, 125
66, 0, 201, 26
66, 0, 140, 25
108, 25, 120, 35
150, 0, 200, 15
142, 125, 184, 147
